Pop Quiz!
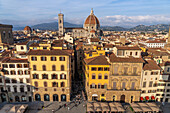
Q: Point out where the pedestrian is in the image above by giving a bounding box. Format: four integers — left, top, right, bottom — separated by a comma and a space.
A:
68, 107, 70, 111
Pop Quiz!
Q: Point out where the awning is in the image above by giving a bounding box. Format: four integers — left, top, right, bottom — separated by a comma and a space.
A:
140, 97, 144, 101
151, 96, 155, 100
92, 94, 98, 96
145, 96, 149, 100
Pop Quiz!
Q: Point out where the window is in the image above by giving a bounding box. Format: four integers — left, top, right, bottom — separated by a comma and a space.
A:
4, 71, 9, 75
143, 82, 146, 87
133, 67, 137, 74
98, 74, 102, 79
59, 57, 65, 61
114, 67, 118, 74
0, 78, 2, 83
91, 67, 97, 71
18, 70, 23, 75
24, 70, 30, 75
10, 70, 16, 75
27, 86, 30, 91
52, 65, 56, 71
44, 82, 48, 87
24, 64, 29, 68
26, 79, 30, 83
124, 67, 128, 74
51, 57, 56, 61
98, 67, 103, 71
21, 46, 24, 50
113, 82, 117, 89
42, 65, 46, 71
9, 64, 15, 68
145, 72, 147, 75
104, 67, 109, 71
167, 89, 170, 92
20, 86, 24, 92
41, 57, 47, 61
34, 81, 38, 87
52, 82, 58, 87
135, 52, 138, 56
52, 74, 58, 79
42, 74, 48, 79
122, 82, 126, 89
33, 65, 36, 71
2, 64, 8, 68
12, 79, 17, 83
149, 81, 153, 87
104, 74, 108, 79
31, 57, 37, 61
90, 83, 96, 89
14, 86, 17, 92
5, 79, 10, 83
92, 74, 96, 79
20, 78, 23, 83
131, 82, 135, 89
61, 65, 64, 71
60, 74, 66, 79
43, 47, 47, 50
33, 74, 39, 79
61, 82, 65, 87
98, 83, 101, 88
130, 52, 132, 56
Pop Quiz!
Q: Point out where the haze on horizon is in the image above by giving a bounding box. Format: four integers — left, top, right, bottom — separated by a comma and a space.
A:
0, 0, 170, 27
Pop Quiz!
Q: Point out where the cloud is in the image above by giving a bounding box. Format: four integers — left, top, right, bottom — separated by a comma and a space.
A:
100, 15, 170, 27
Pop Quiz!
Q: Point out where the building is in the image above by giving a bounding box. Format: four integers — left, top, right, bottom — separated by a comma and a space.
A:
164, 26, 170, 50
59, 9, 102, 38
1, 57, 32, 102
0, 24, 13, 45
27, 49, 72, 102
141, 60, 161, 101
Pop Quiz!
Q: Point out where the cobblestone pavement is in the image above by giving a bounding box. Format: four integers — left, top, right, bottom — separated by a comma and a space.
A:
162, 103, 170, 113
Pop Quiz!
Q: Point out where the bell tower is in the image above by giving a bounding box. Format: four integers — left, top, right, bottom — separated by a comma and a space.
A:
58, 13, 64, 36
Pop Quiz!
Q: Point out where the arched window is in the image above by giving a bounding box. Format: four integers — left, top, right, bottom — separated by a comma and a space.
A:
98, 83, 101, 89
60, 73, 66, 79
52, 82, 58, 87
18, 70, 23, 75
33, 74, 39, 79
44, 94, 50, 101
61, 65, 64, 71
51, 74, 57, 79
104, 74, 108, 79
21, 46, 24, 50
53, 94, 58, 101
44, 82, 48, 87
35, 94, 41, 101
42, 74, 48, 79
34, 81, 38, 87
90, 83, 96, 89
98, 73, 102, 79
92, 74, 96, 79
61, 94, 66, 101
61, 82, 65, 87
15, 96, 20, 102
104, 83, 107, 89
21, 95, 26, 102
52, 65, 56, 71
42, 65, 46, 71
20, 85, 24, 92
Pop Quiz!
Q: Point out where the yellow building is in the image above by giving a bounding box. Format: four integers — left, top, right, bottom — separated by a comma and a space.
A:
83, 55, 110, 101
27, 49, 72, 102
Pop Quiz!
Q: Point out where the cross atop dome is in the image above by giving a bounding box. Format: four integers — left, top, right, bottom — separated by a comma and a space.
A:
90, 8, 94, 15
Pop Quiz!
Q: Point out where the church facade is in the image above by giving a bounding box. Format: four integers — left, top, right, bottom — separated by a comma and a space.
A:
58, 9, 103, 38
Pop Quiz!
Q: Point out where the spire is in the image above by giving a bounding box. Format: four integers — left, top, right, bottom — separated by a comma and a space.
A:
90, 8, 94, 15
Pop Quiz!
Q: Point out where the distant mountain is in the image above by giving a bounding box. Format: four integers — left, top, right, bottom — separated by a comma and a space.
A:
101, 26, 128, 31
31, 22, 82, 30
129, 24, 169, 31
13, 22, 169, 31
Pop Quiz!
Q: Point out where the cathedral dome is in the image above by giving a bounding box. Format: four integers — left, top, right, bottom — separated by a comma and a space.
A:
24, 26, 31, 31
84, 9, 100, 25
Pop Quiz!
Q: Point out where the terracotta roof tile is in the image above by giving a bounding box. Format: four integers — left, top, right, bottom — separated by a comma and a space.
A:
84, 55, 110, 65
143, 60, 161, 70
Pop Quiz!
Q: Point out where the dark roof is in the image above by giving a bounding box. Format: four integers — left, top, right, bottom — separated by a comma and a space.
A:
16, 41, 29, 45
109, 53, 144, 63
143, 60, 161, 70
29, 43, 39, 47
116, 46, 141, 50
2, 57, 28, 63
90, 38, 100, 42
84, 55, 110, 65
27, 49, 70, 56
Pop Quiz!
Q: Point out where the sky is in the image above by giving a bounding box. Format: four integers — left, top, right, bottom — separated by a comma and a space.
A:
0, 0, 170, 27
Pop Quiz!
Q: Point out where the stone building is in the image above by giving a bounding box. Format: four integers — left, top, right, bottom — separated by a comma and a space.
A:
0, 57, 32, 102
0, 24, 13, 45
58, 9, 102, 38
27, 49, 72, 102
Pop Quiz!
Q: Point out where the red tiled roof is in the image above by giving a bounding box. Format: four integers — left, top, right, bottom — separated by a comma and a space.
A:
109, 53, 144, 63
143, 60, 161, 70
84, 55, 110, 65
